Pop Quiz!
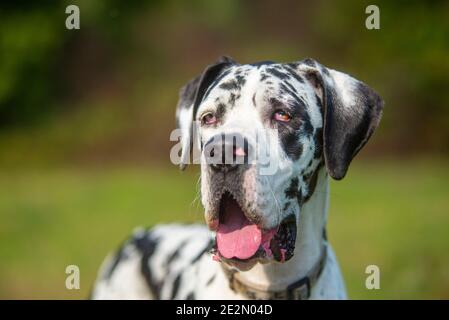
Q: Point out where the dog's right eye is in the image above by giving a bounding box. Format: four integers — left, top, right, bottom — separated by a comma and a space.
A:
273, 110, 292, 122
201, 113, 217, 125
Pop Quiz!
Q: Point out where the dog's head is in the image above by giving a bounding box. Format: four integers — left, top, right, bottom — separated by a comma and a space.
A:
175, 57, 383, 270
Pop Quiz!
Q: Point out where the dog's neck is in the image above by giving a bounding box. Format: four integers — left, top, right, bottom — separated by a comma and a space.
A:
227, 166, 329, 291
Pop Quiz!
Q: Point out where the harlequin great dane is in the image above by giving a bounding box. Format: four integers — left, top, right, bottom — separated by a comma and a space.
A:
91, 57, 383, 300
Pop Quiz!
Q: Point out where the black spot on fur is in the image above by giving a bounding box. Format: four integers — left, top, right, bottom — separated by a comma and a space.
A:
284, 65, 305, 84
104, 243, 130, 280
235, 74, 246, 87
219, 80, 239, 91
186, 292, 195, 300
315, 93, 323, 112
166, 241, 185, 266
302, 58, 317, 67
313, 127, 323, 159
283, 80, 298, 94
216, 103, 227, 120
171, 273, 182, 299
206, 274, 216, 286
302, 119, 314, 137
322, 66, 331, 77
280, 129, 303, 160
266, 67, 290, 80
260, 73, 269, 82
279, 83, 307, 110
303, 167, 320, 203
228, 92, 241, 106
285, 178, 303, 206
191, 238, 214, 264
285, 177, 298, 199
307, 158, 313, 168
133, 232, 161, 299
252, 93, 256, 107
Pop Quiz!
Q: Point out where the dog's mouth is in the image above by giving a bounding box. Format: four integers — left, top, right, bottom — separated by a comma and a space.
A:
211, 192, 296, 266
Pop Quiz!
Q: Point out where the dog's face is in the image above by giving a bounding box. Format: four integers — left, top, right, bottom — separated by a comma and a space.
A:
176, 57, 383, 270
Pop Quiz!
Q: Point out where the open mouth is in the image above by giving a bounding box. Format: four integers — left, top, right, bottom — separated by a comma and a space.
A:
211, 192, 296, 265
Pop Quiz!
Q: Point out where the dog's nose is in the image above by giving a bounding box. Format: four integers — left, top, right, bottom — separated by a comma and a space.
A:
204, 133, 250, 172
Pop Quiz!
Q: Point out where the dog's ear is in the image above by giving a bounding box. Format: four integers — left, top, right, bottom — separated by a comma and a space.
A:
176, 56, 235, 170
298, 58, 384, 180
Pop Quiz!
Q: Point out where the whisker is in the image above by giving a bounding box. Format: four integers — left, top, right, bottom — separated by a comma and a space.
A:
189, 172, 202, 220
264, 175, 282, 226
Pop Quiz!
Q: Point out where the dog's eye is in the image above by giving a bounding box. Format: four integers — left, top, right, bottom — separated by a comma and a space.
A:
201, 112, 217, 125
273, 110, 291, 122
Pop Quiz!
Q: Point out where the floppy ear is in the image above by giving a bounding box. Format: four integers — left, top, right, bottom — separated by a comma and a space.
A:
298, 59, 384, 180
175, 56, 235, 170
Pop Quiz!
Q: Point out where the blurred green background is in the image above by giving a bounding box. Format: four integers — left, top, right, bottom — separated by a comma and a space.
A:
0, 0, 448, 299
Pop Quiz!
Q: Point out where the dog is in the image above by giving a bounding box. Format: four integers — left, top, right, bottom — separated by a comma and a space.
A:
91, 57, 383, 300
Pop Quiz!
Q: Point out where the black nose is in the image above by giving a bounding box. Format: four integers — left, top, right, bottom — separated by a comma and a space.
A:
204, 133, 250, 172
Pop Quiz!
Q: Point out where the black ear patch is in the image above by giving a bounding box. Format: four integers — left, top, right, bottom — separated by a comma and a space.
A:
323, 80, 383, 180
191, 56, 236, 122
299, 59, 383, 180
175, 56, 236, 169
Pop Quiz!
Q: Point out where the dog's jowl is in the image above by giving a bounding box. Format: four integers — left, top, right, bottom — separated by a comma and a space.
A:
91, 57, 383, 300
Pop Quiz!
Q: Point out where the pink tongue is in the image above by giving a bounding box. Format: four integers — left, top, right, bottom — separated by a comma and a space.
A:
217, 196, 262, 260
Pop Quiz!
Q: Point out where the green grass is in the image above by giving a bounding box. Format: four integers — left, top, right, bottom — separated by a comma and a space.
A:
0, 160, 448, 299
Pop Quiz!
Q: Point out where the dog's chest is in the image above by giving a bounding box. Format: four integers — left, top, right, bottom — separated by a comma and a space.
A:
92, 223, 346, 300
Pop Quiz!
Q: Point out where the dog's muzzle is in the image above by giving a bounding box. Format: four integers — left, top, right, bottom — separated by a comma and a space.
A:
203, 133, 297, 267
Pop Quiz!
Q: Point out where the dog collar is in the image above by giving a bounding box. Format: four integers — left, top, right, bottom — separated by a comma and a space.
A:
222, 244, 328, 300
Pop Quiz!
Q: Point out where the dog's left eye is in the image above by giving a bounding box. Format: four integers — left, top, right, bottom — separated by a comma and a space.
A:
273, 110, 292, 122
201, 112, 217, 125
